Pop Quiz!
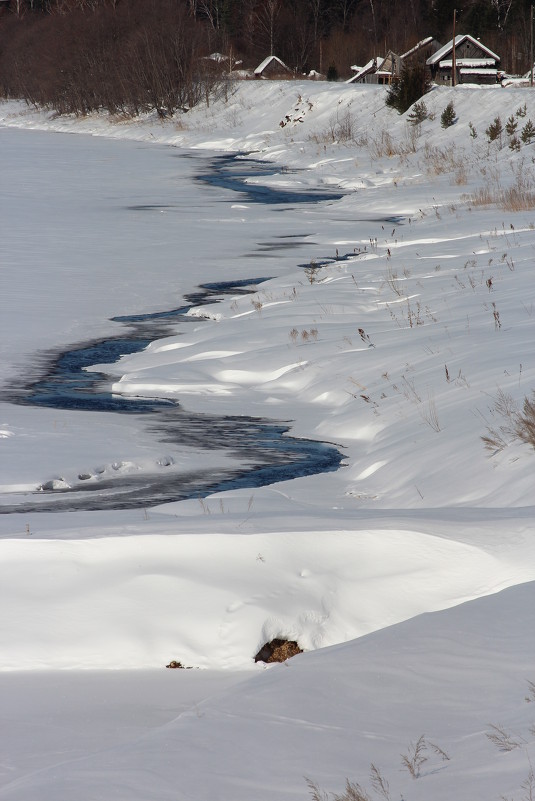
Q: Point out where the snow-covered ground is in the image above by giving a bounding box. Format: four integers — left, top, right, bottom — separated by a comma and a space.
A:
0, 82, 534, 800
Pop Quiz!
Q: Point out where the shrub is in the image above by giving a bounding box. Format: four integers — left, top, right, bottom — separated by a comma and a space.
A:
482, 388, 535, 453
440, 101, 457, 128
327, 63, 339, 81
469, 121, 478, 138
386, 65, 431, 115
514, 390, 535, 449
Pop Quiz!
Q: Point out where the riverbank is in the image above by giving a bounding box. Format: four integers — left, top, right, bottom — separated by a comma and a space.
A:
1, 83, 535, 801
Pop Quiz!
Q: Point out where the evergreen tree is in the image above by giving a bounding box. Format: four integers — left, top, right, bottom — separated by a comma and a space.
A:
385, 65, 430, 115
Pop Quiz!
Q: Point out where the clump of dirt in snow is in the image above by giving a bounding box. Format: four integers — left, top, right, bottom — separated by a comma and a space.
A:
254, 639, 303, 663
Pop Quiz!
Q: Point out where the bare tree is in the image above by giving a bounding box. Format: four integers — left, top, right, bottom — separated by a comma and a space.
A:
256, 0, 281, 55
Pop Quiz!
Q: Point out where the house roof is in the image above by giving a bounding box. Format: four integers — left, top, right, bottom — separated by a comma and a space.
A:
254, 55, 291, 75
400, 36, 435, 60
346, 57, 383, 83
426, 34, 500, 66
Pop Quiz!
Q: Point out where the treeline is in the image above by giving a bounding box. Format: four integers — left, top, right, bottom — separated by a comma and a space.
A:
0, 1, 224, 115
0, 0, 533, 117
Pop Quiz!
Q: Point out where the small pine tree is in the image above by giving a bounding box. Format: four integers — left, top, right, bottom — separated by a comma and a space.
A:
407, 100, 428, 125
486, 116, 503, 144
516, 103, 527, 118
469, 121, 478, 138
386, 65, 431, 115
506, 115, 518, 137
521, 119, 535, 144
440, 101, 456, 128
509, 135, 521, 151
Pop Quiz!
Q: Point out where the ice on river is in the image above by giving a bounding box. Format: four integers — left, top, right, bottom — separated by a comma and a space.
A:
1, 83, 535, 801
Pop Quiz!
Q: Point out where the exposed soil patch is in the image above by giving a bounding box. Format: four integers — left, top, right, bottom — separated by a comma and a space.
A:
254, 639, 303, 663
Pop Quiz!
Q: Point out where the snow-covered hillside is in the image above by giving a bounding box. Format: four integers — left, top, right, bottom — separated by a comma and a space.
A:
0, 82, 534, 800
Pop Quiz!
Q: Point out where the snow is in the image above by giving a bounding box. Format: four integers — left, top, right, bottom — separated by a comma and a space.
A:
439, 58, 497, 67
345, 57, 381, 82
1, 81, 535, 800
427, 34, 501, 65
254, 55, 290, 75
400, 36, 435, 60
459, 68, 498, 76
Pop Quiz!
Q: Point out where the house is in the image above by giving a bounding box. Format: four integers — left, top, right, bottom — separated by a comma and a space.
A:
346, 52, 400, 85
400, 37, 441, 74
426, 34, 500, 85
254, 56, 293, 80
347, 39, 440, 85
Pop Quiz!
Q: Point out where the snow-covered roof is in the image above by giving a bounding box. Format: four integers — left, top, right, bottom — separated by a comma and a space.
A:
503, 76, 531, 87
400, 36, 434, 60
206, 52, 227, 63
459, 68, 498, 76
346, 57, 383, 83
427, 34, 500, 66
254, 55, 290, 75
203, 52, 243, 68
439, 58, 496, 68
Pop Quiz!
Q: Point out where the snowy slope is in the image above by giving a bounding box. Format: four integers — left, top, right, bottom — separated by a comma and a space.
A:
1, 81, 534, 800
1, 582, 534, 801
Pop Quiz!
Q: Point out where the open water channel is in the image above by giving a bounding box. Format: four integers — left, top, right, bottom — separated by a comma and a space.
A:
0, 128, 345, 514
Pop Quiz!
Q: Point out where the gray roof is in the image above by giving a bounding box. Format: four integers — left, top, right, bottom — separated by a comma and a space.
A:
400, 37, 435, 60
427, 35, 500, 66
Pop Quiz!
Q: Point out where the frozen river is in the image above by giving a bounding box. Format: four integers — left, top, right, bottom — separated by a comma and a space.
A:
0, 128, 342, 515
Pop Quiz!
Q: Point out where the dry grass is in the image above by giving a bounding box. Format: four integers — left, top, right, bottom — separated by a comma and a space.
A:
419, 391, 441, 432
486, 723, 524, 752
423, 143, 466, 176
467, 162, 535, 211
482, 388, 535, 455
501, 186, 535, 211
401, 734, 428, 778
370, 130, 410, 158
308, 110, 362, 145
306, 736, 449, 800
514, 391, 535, 449
471, 185, 535, 211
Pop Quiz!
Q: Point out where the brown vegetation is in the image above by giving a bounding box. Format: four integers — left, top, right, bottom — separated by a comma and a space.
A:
254, 638, 303, 663
0, 0, 533, 117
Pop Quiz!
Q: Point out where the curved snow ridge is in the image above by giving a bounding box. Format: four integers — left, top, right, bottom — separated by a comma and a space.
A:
0, 529, 529, 671
216, 361, 307, 385
181, 350, 242, 362
113, 379, 235, 398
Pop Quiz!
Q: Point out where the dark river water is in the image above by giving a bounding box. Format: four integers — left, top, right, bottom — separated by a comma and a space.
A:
1, 148, 344, 514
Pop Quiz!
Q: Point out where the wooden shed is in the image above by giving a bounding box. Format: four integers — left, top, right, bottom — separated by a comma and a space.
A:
254, 56, 293, 80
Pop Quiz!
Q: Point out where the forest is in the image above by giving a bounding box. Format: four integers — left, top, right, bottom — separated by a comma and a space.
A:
0, 0, 532, 116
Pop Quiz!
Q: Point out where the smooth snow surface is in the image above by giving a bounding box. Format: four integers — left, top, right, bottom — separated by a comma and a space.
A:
1, 82, 534, 800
